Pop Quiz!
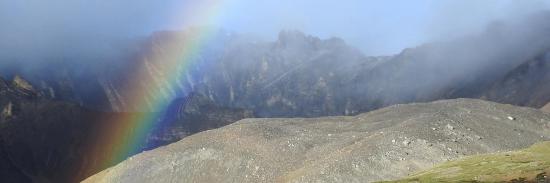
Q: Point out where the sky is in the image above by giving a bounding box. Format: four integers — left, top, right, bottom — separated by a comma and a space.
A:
1, 0, 549, 55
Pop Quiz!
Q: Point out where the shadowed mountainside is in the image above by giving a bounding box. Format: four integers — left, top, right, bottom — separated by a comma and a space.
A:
0, 76, 252, 183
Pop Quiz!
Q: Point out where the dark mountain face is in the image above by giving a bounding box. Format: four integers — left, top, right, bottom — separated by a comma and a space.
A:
0, 77, 252, 183
146, 93, 254, 150
0, 75, 104, 182
347, 12, 550, 110
481, 52, 550, 108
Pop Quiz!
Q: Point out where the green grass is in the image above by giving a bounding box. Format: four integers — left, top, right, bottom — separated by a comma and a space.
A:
381, 141, 550, 183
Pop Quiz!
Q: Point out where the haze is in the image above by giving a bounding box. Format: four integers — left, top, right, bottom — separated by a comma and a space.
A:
1, 0, 549, 56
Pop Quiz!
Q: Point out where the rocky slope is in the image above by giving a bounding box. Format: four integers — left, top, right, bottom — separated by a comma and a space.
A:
542, 103, 550, 113
84, 99, 550, 183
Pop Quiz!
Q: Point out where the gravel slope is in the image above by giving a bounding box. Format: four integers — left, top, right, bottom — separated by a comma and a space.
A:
84, 99, 550, 183
542, 102, 550, 113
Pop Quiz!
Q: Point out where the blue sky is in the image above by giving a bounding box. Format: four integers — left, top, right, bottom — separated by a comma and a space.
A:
1, 0, 549, 55
209, 0, 550, 54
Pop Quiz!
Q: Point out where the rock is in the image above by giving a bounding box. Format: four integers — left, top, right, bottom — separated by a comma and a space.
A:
12, 75, 35, 93
1, 102, 13, 119
446, 124, 455, 130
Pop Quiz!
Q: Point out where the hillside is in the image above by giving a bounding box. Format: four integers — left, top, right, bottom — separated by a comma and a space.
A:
84, 99, 550, 183
384, 141, 550, 182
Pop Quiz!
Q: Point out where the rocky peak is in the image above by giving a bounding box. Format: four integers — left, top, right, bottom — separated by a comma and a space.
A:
277, 30, 321, 49
12, 75, 35, 93
278, 30, 307, 41
323, 37, 347, 48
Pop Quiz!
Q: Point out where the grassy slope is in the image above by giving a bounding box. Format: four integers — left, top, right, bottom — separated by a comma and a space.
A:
382, 141, 550, 183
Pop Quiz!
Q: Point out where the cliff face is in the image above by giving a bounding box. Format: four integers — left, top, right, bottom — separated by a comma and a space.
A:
0, 77, 253, 183
84, 99, 550, 183
0, 75, 105, 183
482, 52, 550, 108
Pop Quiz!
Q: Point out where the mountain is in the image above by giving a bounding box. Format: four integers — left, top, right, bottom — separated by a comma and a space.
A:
148, 12, 550, 116
92, 29, 381, 116
27, 15, 550, 115
4, 12, 550, 118
385, 141, 549, 182
0, 76, 252, 183
0, 75, 111, 182
349, 12, 550, 111
3, 11, 550, 183
83, 99, 550, 183
481, 51, 550, 108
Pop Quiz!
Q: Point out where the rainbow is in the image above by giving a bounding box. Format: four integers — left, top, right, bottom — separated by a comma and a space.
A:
83, 0, 231, 179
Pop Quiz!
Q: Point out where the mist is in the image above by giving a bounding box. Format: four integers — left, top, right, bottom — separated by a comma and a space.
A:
1, 0, 550, 108
1, 0, 549, 62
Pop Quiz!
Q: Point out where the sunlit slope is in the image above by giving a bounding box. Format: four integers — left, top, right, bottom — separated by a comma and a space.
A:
384, 141, 550, 183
